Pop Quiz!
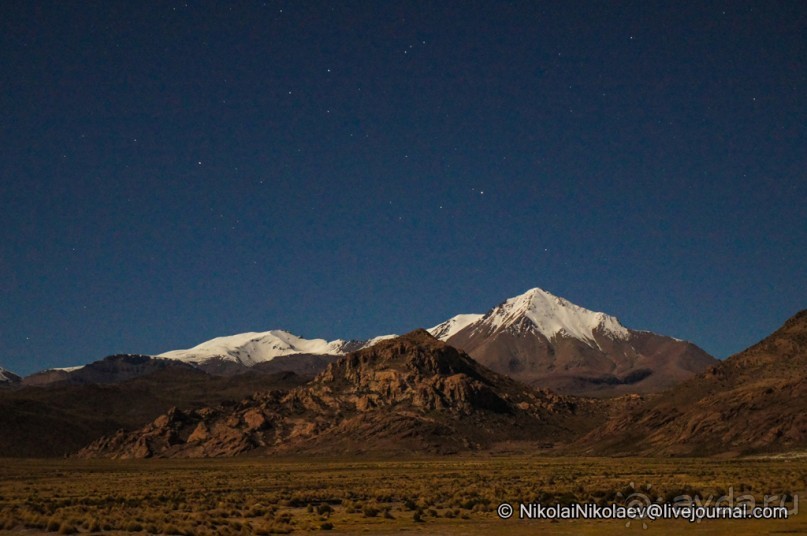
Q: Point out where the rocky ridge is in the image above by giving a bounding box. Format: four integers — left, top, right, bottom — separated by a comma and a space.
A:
578, 310, 807, 456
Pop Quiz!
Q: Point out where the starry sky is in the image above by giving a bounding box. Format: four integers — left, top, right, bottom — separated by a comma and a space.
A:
1, 1, 805, 375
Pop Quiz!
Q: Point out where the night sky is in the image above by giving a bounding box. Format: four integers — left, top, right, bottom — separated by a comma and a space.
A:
2, 1, 805, 375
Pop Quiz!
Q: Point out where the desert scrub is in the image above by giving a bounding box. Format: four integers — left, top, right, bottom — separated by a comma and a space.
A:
0, 457, 805, 534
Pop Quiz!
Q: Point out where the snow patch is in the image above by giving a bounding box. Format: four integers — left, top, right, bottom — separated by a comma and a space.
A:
0, 366, 19, 383
359, 334, 397, 348
428, 314, 484, 341
52, 365, 85, 373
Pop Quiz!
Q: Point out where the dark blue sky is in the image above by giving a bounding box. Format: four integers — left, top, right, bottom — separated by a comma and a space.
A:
2, 1, 805, 375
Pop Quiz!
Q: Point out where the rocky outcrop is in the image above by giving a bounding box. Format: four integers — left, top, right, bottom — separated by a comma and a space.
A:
77, 330, 602, 458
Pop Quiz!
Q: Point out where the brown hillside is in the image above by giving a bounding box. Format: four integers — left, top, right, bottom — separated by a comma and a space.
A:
577, 310, 807, 456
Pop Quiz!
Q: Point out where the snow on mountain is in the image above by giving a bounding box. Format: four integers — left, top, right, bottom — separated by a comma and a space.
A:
51, 365, 85, 372
157, 330, 394, 368
360, 334, 398, 347
468, 287, 630, 345
157, 330, 351, 367
0, 366, 21, 384
428, 314, 484, 341
444, 287, 716, 396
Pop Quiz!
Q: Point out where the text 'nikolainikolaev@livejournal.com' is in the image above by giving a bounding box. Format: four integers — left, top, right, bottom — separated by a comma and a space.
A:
497, 502, 793, 523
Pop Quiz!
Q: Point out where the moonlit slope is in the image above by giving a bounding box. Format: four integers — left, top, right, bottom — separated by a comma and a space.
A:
361, 334, 398, 346
0, 366, 20, 383
466, 287, 630, 345
157, 330, 395, 368
428, 314, 484, 341
157, 330, 352, 367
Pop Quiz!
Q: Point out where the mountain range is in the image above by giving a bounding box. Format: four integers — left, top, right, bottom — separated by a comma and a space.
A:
76, 310, 807, 459
12, 288, 716, 398
4, 286, 803, 459
156, 287, 717, 397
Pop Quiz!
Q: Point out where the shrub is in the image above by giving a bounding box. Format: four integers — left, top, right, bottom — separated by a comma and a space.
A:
58, 522, 78, 535
275, 512, 293, 524
316, 504, 333, 516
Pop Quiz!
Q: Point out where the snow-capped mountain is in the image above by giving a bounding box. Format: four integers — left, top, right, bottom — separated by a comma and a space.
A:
0, 366, 21, 385
443, 287, 717, 396
23, 331, 398, 385
428, 314, 483, 341
157, 330, 394, 374
158, 330, 348, 366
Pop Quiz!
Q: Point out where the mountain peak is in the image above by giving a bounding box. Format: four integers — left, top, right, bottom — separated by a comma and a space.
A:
478, 287, 630, 343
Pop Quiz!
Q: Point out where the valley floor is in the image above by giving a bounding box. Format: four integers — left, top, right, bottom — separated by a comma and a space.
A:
0, 455, 804, 535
